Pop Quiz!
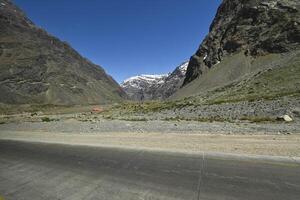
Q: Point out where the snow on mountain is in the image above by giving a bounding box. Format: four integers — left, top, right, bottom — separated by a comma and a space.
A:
121, 62, 188, 101
122, 74, 168, 89
178, 61, 189, 72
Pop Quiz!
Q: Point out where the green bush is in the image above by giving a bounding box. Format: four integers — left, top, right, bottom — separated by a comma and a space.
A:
31, 112, 38, 116
41, 117, 57, 122
123, 118, 148, 121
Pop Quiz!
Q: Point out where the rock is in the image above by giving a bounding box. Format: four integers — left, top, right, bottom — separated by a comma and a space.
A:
277, 115, 293, 122
183, 0, 300, 86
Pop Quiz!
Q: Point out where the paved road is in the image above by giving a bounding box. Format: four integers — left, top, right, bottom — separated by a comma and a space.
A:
0, 140, 299, 200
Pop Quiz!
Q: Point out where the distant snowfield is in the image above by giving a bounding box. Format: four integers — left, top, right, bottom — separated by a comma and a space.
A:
122, 74, 168, 88
121, 61, 188, 89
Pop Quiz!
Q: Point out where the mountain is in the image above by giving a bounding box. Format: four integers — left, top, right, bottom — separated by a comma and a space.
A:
0, 0, 126, 105
121, 74, 168, 101
173, 0, 300, 100
121, 62, 188, 101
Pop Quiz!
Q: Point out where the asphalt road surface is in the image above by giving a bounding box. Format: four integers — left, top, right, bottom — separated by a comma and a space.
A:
0, 140, 299, 200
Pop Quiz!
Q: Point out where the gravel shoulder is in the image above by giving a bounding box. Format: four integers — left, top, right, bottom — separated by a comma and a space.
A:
1, 128, 300, 158
1, 118, 299, 134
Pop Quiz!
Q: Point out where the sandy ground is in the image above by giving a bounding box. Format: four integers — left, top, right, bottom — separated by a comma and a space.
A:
1, 130, 300, 158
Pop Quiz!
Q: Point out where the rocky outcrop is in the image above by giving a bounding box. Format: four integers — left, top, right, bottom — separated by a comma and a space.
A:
0, 0, 126, 105
121, 62, 188, 101
183, 0, 300, 85
121, 74, 168, 101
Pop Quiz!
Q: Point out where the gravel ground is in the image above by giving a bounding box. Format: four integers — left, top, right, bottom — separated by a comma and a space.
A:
1, 130, 300, 157
108, 98, 300, 122
1, 115, 299, 157
165, 98, 300, 120
0, 118, 299, 134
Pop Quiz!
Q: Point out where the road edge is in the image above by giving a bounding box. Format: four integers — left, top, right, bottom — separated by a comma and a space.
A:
1, 137, 299, 165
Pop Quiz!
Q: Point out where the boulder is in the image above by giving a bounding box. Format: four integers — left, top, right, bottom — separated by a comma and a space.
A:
277, 115, 293, 122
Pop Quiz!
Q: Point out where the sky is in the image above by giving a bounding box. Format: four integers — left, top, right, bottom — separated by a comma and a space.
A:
14, 0, 221, 83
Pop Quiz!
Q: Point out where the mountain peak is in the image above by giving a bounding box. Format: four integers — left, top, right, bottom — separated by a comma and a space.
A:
121, 62, 188, 101
177, 61, 189, 74
122, 74, 168, 85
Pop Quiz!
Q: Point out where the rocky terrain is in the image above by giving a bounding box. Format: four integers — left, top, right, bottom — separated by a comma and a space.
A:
121, 62, 188, 101
0, 109, 299, 134
0, 0, 126, 105
104, 97, 300, 122
183, 0, 299, 87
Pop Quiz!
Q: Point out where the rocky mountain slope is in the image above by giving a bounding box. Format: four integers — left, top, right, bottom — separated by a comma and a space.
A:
174, 0, 299, 100
121, 62, 188, 101
0, 0, 126, 105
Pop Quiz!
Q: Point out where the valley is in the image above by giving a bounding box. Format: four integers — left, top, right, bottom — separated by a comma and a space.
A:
0, 0, 299, 166
0, 0, 300, 199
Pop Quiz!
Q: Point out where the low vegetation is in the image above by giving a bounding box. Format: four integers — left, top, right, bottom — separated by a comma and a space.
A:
121, 118, 148, 122
41, 117, 58, 122
163, 116, 228, 123
0, 104, 75, 115
207, 56, 300, 105
101, 99, 198, 117
239, 116, 277, 123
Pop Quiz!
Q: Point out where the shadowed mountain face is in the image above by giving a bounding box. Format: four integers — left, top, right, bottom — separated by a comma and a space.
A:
0, 0, 126, 105
121, 62, 188, 101
183, 0, 300, 87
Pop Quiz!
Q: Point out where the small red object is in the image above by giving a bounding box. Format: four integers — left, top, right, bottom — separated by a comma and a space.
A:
92, 107, 103, 113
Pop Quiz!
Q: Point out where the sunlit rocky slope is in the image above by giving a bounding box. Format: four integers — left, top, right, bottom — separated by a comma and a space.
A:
173, 0, 299, 101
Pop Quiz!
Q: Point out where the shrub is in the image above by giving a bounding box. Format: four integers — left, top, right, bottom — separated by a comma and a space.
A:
41, 117, 57, 122
31, 112, 38, 116
240, 116, 276, 123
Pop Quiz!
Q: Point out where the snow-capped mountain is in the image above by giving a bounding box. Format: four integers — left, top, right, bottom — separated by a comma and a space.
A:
121, 62, 188, 101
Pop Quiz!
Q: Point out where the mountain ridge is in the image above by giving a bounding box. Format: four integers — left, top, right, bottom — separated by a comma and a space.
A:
0, 0, 127, 105
183, 0, 299, 87
121, 62, 188, 101
174, 0, 299, 100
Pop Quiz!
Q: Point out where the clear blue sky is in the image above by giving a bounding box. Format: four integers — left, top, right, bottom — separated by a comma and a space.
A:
14, 0, 221, 83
